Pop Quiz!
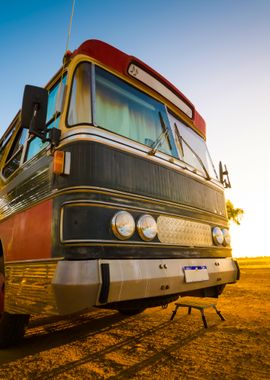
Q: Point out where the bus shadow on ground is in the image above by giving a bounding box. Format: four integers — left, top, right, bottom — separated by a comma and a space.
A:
0, 306, 220, 378
0, 310, 127, 365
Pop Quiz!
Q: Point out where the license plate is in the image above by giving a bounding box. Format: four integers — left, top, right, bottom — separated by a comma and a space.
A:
183, 265, 209, 283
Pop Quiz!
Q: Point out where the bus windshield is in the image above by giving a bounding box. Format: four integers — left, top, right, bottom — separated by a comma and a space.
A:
68, 63, 177, 157
169, 113, 218, 179
68, 62, 217, 179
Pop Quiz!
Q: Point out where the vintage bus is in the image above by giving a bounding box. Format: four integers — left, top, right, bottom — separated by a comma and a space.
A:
0, 40, 239, 347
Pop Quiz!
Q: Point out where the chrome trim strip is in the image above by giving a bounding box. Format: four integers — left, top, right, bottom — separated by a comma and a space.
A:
0, 164, 53, 220
56, 186, 227, 220
0, 153, 52, 195
91, 63, 96, 122
60, 239, 198, 246
60, 199, 223, 225
5, 258, 63, 264
60, 241, 230, 250
64, 151, 71, 175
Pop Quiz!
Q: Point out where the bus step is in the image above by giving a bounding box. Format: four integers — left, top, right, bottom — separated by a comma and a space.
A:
170, 301, 225, 328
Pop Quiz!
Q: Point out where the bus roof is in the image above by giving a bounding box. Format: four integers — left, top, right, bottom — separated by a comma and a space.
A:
72, 39, 206, 138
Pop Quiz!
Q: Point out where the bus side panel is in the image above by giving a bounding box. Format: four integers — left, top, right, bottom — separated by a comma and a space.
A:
0, 199, 53, 262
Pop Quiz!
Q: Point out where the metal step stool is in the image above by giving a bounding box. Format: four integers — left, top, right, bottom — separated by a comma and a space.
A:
170, 301, 225, 328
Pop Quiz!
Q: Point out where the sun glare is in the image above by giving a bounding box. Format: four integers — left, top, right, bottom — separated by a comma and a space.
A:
230, 217, 264, 258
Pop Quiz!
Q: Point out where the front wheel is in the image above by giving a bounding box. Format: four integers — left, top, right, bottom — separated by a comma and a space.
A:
0, 312, 30, 348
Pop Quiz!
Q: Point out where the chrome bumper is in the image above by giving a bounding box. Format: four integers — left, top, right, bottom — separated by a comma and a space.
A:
5, 258, 238, 315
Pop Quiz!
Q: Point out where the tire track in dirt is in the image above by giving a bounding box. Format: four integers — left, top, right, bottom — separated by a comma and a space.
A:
31, 312, 220, 379
32, 317, 181, 379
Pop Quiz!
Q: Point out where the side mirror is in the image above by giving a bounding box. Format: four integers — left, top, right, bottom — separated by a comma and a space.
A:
21, 85, 48, 137
219, 161, 231, 188
21, 85, 61, 147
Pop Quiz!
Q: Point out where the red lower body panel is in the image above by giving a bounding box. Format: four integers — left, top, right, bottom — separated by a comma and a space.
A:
0, 199, 52, 262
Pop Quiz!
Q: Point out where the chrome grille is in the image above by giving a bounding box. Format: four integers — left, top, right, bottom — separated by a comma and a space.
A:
0, 159, 52, 220
5, 261, 59, 315
157, 216, 212, 246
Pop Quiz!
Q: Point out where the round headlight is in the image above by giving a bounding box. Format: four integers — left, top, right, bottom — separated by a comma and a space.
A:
212, 226, 224, 245
137, 214, 157, 241
111, 211, 135, 240
222, 229, 231, 246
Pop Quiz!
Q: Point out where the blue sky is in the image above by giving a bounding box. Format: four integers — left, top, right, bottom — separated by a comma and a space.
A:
1, 0, 270, 257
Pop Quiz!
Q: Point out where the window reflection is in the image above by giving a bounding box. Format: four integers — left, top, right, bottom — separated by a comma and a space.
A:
47, 76, 67, 124
26, 118, 59, 161
2, 127, 28, 178
96, 67, 175, 156
68, 63, 177, 157
68, 63, 92, 125
169, 113, 218, 179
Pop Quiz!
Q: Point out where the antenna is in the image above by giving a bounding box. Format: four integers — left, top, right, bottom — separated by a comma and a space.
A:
65, 0, 76, 57
52, 0, 76, 140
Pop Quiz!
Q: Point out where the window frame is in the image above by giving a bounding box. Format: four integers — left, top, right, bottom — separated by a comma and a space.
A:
67, 62, 94, 127
1, 124, 29, 179
0, 128, 15, 164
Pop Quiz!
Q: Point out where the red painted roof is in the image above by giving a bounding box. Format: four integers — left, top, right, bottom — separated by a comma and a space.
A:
72, 40, 206, 137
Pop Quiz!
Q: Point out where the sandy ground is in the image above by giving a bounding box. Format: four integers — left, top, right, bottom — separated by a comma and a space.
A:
0, 258, 270, 379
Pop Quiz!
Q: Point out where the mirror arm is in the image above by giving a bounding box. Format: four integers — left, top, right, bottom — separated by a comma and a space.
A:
47, 127, 61, 147
28, 103, 61, 147
219, 161, 231, 188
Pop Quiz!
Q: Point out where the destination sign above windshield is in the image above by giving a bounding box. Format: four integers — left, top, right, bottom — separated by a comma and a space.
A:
128, 63, 193, 119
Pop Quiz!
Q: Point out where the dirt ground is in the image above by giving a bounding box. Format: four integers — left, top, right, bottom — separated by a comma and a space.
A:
0, 258, 270, 380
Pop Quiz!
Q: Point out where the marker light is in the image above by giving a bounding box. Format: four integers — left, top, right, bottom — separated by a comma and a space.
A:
137, 214, 157, 241
53, 151, 65, 175
212, 227, 224, 246
222, 229, 231, 246
111, 211, 135, 240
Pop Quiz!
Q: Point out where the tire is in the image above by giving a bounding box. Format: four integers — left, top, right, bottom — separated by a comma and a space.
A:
117, 308, 145, 316
0, 273, 4, 314
0, 312, 30, 348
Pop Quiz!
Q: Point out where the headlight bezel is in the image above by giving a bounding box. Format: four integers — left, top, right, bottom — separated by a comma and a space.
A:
111, 211, 135, 240
137, 214, 157, 241
222, 228, 231, 247
212, 226, 224, 246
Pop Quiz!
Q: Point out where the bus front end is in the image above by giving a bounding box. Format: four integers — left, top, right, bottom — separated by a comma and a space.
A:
0, 41, 239, 346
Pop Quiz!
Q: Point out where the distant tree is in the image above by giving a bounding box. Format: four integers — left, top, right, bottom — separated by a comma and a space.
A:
226, 200, 244, 225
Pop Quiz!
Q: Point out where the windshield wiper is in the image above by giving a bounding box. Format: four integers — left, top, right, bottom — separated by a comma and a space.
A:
174, 123, 185, 158
148, 112, 172, 156
174, 123, 211, 180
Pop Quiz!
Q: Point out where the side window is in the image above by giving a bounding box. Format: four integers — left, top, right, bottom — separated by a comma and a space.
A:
25, 75, 66, 162
46, 75, 67, 125
67, 62, 92, 125
0, 129, 14, 162
2, 127, 28, 178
